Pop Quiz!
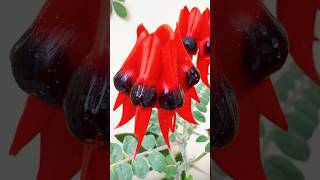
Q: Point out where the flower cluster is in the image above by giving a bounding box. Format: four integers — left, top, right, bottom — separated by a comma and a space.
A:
113, 7, 210, 155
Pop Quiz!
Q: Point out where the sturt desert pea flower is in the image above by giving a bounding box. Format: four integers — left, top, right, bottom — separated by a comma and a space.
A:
9, 0, 106, 179
212, 0, 288, 179
113, 24, 201, 156
178, 7, 211, 87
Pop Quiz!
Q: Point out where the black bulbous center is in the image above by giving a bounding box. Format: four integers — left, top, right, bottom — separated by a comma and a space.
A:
159, 88, 184, 110
182, 36, 198, 54
130, 84, 157, 107
186, 66, 200, 88
113, 71, 132, 94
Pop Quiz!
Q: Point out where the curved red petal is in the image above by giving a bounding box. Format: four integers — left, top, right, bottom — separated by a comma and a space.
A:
212, 98, 267, 180
251, 80, 288, 130
171, 113, 177, 132
197, 57, 210, 87
10, 96, 51, 155
277, 0, 320, 84
177, 94, 198, 125
188, 87, 200, 103
113, 92, 127, 111
115, 98, 136, 129
37, 108, 83, 180
158, 109, 174, 149
134, 107, 152, 156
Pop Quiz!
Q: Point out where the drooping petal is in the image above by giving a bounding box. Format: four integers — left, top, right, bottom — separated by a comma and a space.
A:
177, 94, 198, 125
113, 92, 127, 111
197, 56, 210, 87
115, 98, 136, 129
178, 6, 190, 37
134, 107, 152, 156
158, 109, 175, 149
37, 108, 83, 180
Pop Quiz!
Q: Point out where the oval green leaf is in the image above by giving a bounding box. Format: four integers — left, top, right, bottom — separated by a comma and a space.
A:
132, 156, 149, 178
114, 163, 133, 180
196, 135, 208, 143
148, 152, 166, 172
123, 136, 137, 155
110, 143, 122, 163
112, 1, 127, 18
193, 111, 206, 123
142, 135, 156, 150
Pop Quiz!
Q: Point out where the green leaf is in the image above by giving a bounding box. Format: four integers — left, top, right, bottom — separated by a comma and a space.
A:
163, 165, 176, 177
123, 136, 137, 155
193, 111, 206, 123
114, 163, 133, 180
110, 143, 122, 163
156, 136, 166, 147
142, 135, 156, 150
148, 152, 166, 172
195, 103, 207, 113
286, 113, 315, 140
112, 1, 127, 18
264, 156, 304, 180
148, 123, 161, 134
200, 97, 209, 105
205, 143, 210, 152
196, 135, 208, 143
272, 130, 310, 161
132, 156, 149, 178
304, 87, 320, 106
115, 133, 135, 143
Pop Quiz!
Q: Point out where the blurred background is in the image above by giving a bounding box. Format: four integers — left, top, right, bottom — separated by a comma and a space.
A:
0, 0, 319, 179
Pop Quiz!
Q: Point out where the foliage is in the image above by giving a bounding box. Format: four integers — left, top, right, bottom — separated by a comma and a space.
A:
110, 82, 210, 180
110, 0, 128, 18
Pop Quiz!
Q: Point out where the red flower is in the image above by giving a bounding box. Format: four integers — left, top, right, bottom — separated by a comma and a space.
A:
178, 7, 211, 87
113, 24, 201, 155
10, 0, 108, 179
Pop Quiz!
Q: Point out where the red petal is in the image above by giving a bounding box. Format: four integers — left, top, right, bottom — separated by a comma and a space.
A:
113, 92, 127, 111
186, 7, 202, 38
277, 0, 320, 84
251, 80, 288, 130
212, 97, 267, 180
134, 107, 152, 156
158, 109, 174, 149
197, 56, 210, 87
171, 113, 177, 132
115, 98, 136, 129
177, 94, 198, 125
198, 8, 210, 41
137, 23, 148, 37
188, 87, 200, 103
37, 107, 83, 180
178, 6, 190, 37
10, 96, 51, 155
